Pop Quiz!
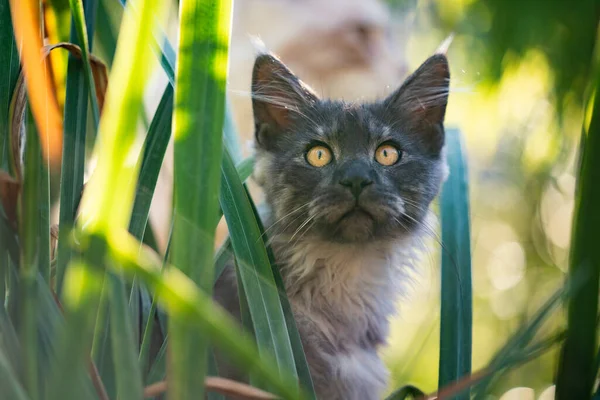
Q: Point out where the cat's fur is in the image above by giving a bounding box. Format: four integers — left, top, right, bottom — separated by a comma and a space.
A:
214, 52, 449, 399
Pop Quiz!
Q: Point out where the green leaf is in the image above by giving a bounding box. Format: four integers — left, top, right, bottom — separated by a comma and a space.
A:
68, 0, 100, 130
555, 65, 600, 400
108, 272, 143, 399
107, 231, 304, 400
251, 197, 316, 398
473, 287, 566, 397
169, 0, 232, 397
438, 128, 473, 398
55, 0, 98, 295
235, 156, 255, 183
19, 108, 43, 399
0, 0, 20, 171
48, 257, 105, 400
129, 84, 173, 240
0, 348, 29, 400
220, 148, 298, 383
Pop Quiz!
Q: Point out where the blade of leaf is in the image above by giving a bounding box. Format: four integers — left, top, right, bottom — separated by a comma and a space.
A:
0, 0, 20, 171
55, 0, 99, 295
438, 128, 473, 399
0, 348, 29, 400
250, 194, 316, 398
169, 0, 232, 397
19, 107, 43, 399
107, 230, 304, 400
220, 148, 298, 383
129, 84, 173, 240
108, 272, 143, 399
555, 64, 600, 400
67, 0, 100, 130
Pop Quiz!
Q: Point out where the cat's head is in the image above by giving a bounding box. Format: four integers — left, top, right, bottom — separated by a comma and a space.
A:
251, 53, 449, 243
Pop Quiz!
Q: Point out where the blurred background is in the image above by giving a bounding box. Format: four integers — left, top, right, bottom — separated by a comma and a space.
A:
94, 0, 598, 397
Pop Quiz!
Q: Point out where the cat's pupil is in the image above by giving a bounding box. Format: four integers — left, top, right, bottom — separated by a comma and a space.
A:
317, 150, 323, 159
382, 149, 388, 157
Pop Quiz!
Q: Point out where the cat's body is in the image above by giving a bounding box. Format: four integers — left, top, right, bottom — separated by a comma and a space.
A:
215, 52, 450, 399
215, 228, 422, 399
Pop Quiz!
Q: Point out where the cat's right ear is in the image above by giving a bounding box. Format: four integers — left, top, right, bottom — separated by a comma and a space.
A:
252, 54, 318, 150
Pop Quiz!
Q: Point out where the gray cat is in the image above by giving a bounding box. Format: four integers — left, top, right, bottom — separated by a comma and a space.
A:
214, 52, 449, 399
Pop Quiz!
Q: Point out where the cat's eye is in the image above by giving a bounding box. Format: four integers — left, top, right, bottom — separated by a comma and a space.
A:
375, 144, 400, 166
306, 145, 332, 167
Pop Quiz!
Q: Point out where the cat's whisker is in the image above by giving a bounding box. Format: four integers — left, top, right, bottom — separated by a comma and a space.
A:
258, 202, 312, 242
288, 212, 319, 243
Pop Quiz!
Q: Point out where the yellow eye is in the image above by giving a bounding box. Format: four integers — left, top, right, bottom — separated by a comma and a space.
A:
306, 145, 332, 167
375, 144, 400, 166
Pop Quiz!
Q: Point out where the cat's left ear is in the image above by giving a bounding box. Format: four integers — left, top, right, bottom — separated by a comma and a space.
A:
252, 54, 319, 149
384, 54, 449, 154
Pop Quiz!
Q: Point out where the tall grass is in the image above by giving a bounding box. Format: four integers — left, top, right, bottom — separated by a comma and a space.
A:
0, 1, 598, 399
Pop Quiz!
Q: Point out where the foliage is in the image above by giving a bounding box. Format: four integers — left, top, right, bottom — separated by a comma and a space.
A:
0, 0, 598, 399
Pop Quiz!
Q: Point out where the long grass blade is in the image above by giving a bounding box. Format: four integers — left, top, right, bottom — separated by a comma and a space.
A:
220, 148, 298, 383
19, 107, 43, 399
51, 0, 167, 398
555, 65, 600, 400
55, 0, 99, 295
108, 272, 143, 399
169, 0, 232, 397
438, 128, 473, 398
0, 348, 29, 400
107, 230, 304, 400
67, 0, 100, 130
252, 198, 316, 398
0, 0, 20, 171
129, 84, 173, 240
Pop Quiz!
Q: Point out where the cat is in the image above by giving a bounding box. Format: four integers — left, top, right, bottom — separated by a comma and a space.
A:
214, 51, 449, 400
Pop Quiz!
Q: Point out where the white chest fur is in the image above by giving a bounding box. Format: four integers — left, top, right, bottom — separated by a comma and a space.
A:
273, 236, 420, 347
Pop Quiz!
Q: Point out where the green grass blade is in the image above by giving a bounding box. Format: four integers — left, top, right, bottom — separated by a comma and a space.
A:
68, 0, 100, 130
220, 148, 298, 382
127, 84, 172, 364
224, 100, 243, 163
146, 337, 167, 385
170, 0, 232, 397
108, 272, 143, 399
19, 108, 43, 400
555, 67, 600, 400
473, 287, 566, 397
107, 231, 304, 400
55, 0, 98, 295
438, 128, 473, 398
52, 0, 167, 397
48, 256, 105, 400
251, 198, 316, 398
235, 156, 255, 183
0, 348, 29, 400
78, 0, 165, 233
129, 84, 173, 240
0, 0, 20, 171
95, 0, 121, 69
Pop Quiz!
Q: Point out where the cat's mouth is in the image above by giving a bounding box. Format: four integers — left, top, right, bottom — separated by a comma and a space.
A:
338, 206, 374, 222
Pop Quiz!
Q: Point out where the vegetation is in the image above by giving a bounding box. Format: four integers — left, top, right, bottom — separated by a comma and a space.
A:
0, 0, 598, 399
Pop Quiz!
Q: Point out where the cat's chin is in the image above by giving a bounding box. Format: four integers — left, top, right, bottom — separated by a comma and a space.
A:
332, 208, 376, 242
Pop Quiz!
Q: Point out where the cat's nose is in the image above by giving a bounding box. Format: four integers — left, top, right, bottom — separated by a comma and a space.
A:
339, 169, 373, 198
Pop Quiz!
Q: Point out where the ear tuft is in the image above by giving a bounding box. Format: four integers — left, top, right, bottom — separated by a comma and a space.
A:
384, 54, 450, 154
252, 54, 318, 149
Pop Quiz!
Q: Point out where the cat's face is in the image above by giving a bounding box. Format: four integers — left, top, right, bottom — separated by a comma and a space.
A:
252, 54, 449, 243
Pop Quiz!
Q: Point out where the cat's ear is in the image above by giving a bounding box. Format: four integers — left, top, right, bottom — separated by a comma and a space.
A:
252, 54, 319, 149
384, 54, 449, 154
